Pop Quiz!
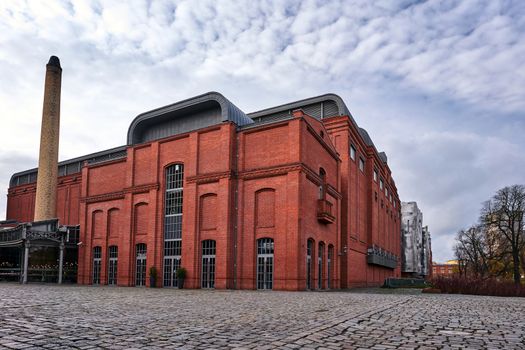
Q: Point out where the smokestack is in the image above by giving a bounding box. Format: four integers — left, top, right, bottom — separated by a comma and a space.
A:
34, 56, 62, 222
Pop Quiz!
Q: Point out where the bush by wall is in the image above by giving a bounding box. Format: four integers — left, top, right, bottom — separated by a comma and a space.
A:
431, 276, 525, 297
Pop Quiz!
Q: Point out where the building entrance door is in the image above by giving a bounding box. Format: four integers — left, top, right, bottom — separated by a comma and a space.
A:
306, 239, 313, 290
92, 247, 101, 285
163, 256, 181, 287
201, 240, 216, 289
135, 244, 146, 286
257, 238, 274, 290
107, 246, 118, 285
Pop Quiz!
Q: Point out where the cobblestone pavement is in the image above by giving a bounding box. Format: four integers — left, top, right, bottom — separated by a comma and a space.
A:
0, 284, 524, 349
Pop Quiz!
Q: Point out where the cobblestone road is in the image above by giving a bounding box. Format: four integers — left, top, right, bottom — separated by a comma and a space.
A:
0, 284, 523, 349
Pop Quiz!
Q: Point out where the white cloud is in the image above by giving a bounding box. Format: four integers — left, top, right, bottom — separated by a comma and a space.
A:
0, 0, 524, 262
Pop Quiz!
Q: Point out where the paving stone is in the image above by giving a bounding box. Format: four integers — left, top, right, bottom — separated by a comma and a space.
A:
0, 285, 523, 349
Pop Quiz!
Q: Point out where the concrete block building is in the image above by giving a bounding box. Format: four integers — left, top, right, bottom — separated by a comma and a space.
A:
401, 202, 432, 278
3, 90, 402, 290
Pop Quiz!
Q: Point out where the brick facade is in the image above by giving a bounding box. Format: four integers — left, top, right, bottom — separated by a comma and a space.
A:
6, 93, 401, 290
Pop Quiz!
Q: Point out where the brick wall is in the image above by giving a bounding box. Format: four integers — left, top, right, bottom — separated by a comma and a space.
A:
6, 111, 401, 290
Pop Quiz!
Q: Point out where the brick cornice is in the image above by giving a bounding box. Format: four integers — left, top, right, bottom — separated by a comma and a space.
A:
81, 192, 125, 204
239, 163, 302, 180
304, 120, 340, 161
124, 183, 159, 194
305, 170, 342, 200
186, 171, 233, 184
81, 183, 159, 204
239, 163, 342, 199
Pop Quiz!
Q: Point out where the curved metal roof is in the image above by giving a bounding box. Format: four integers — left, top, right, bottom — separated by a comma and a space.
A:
248, 93, 355, 123
127, 91, 253, 145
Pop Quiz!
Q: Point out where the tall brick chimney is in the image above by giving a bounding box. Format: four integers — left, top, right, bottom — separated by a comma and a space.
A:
34, 56, 62, 221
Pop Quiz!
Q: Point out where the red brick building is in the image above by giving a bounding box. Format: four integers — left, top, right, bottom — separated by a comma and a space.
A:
432, 260, 458, 277
5, 92, 401, 290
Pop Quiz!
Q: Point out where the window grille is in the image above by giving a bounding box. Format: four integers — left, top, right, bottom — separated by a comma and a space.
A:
108, 246, 118, 285
318, 243, 324, 289
319, 168, 326, 200
327, 245, 334, 289
135, 244, 147, 286
92, 246, 102, 285
164, 164, 184, 287
257, 238, 274, 290
201, 240, 216, 289
307, 239, 314, 290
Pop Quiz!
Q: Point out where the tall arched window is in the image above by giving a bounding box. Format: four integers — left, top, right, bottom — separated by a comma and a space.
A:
306, 239, 314, 290
135, 243, 147, 286
201, 240, 216, 289
92, 246, 101, 285
319, 168, 326, 199
108, 246, 118, 285
327, 245, 334, 289
164, 164, 184, 287
257, 238, 274, 290
318, 242, 325, 289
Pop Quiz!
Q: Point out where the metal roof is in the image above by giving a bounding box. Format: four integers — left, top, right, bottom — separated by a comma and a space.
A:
9, 92, 392, 188
358, 128, 388, 164
248, 93, 356, 124
127, 91, 253, 145
9, 145, 127, 187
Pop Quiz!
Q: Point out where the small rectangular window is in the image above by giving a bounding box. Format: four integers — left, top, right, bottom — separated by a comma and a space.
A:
350, 145, 356, 161
359, 157, 364, 172
380, 178, 384, 190
373, 169, 378, 182
385, 187, 388, 197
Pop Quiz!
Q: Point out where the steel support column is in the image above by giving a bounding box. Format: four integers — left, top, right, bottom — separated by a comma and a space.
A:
22, 240, 30, 284
58, 241, 64, 284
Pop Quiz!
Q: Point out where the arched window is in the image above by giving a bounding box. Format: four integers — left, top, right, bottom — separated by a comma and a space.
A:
108, 246, 118, 285
318, 242, 325, 289
306, 239, 314, 290
327, 245, 334, 289
135, 243, 147, 286
201, 240, 216, 289
257, 238, 274, 290
319, 168, 326, 200
92, 246, 102, 285
164, 164, 184, 287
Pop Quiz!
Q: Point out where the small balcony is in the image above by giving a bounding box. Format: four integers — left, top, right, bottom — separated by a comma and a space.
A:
367, 246, 398, 269
317, 199, 335, 224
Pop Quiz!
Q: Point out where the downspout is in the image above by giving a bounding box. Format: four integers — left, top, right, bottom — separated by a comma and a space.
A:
232, 128, 240, 289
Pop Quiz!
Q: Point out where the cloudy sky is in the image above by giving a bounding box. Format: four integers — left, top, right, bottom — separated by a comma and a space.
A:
1, 0, 524, 262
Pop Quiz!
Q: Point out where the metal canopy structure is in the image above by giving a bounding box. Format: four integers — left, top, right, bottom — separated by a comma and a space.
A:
0, 219, 79, 284
127, 91, 254, 145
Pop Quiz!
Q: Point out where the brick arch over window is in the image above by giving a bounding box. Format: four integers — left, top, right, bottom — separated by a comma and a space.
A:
91, 210, 103, 239
107, 208, 120, 238
255, 188, 275, 228
134, 202, 149, 236
200, 193, 217, 231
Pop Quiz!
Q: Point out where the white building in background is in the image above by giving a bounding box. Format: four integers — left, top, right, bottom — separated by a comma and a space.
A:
401, 202, 432, 278
422, 226, 432, 276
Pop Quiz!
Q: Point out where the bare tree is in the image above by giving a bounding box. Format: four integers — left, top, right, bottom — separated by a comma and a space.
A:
454, 225, 492, 278
481, 185, 525, 285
